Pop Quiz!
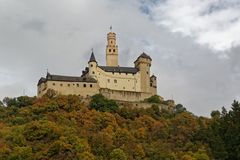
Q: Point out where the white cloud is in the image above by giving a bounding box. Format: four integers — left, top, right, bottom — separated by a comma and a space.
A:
150, 0, 240, 51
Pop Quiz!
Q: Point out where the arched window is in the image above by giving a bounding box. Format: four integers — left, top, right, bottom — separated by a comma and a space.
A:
83, 84, 86, 87
109, 49, 111, 52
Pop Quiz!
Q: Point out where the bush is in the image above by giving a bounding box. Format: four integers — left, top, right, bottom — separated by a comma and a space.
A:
144, 95, 161, 104
90, 94, 118, 112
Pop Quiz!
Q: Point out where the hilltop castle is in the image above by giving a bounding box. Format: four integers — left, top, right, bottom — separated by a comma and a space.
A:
37, 31, 157, 102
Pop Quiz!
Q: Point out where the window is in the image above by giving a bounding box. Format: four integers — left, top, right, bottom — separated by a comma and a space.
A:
90, 84, 92, 88
77, 84, 79, 87
68, 84, 70, 87
92, 71, 95, 74
113, 49, 115, 52
60, 84, 63, 86
111, 41, 113, 44
146, 71, 149, 74
150, 83, 153, 87
123, 87, 125, 89
53, 83, 55, 86
114, 79, 117, 83
83, 84, 86, 87
91, 64, 93, 67
108, 79, 110, 83
109, 49, 111, 52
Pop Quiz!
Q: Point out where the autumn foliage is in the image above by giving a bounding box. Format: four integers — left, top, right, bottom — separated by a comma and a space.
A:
0, 94, 239, 160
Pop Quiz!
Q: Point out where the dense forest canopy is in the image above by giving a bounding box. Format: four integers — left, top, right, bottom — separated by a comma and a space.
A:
0, 93, 239, 160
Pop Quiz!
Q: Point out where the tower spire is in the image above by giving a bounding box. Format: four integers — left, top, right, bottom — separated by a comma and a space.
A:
89, 50, 97, 63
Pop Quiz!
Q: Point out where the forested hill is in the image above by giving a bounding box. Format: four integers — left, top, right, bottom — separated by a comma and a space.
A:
0, 93, 240, 160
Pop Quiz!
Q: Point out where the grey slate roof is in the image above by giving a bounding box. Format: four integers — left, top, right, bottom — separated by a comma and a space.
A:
99, 66, 139, 74
135, 52, 152, 63
88, 52, 97, 63
38, 73, 97, 86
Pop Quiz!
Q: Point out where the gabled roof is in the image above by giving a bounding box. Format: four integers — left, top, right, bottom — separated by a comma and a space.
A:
88, 52, 97, 63
38, 73, 97, 86
99, 66, 139, 74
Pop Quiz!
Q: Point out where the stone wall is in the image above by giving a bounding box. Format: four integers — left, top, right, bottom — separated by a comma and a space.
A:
37, 80, 99, 97
100, 88, 153, 102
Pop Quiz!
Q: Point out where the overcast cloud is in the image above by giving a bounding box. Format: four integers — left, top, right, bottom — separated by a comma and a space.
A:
0, 0, 239, 116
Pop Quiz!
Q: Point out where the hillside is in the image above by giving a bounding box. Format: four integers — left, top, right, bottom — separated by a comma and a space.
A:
0, 93, 240, 160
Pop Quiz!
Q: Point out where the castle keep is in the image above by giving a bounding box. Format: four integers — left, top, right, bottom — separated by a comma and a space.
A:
37, 31, 157, 101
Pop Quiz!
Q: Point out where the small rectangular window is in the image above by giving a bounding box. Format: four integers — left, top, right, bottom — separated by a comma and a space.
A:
77, 84, 79, 87
114, 79, 117, 83
108, 79, 110, 83
83, 84, 86, 87
68, 84, 70, 87
60, 84, 63, 86
90, 84, 92, 88
53, 83, 55, 86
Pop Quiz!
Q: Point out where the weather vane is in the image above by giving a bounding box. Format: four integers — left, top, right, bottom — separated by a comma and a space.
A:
110, 25, 112, 31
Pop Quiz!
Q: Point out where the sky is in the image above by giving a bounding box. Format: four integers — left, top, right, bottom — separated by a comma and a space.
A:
0, 0, 239, 116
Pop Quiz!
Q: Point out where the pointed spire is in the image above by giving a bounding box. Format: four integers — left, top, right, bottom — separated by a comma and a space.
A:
88, 50, 97, 63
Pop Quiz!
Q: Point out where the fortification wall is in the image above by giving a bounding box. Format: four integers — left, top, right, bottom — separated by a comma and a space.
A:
37, 81, 99, 97
100, 88, 153, 102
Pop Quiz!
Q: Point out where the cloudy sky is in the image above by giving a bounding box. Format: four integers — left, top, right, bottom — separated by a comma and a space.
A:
0, 0, 239, 116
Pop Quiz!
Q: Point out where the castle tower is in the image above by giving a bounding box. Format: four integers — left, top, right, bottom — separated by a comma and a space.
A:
150, 75, 157, 95
106, 29, 118, 67
134, 52, 152, 93
88, 51, 97, 78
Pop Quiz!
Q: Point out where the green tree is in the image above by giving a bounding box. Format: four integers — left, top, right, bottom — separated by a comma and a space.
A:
174, 104, 187, 114
110, 148, 127, 160
90, 94, 118, 112
144, 95, 161, 104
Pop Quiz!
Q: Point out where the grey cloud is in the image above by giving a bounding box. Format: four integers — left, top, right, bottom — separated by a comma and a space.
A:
21, 19, 46, 33
0, 0, 239, 116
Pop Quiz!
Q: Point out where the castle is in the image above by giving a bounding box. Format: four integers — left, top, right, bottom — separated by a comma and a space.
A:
37, 31, 157, 102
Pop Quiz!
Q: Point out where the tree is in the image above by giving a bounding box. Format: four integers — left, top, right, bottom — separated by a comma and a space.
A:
0, 100, 3, 107
144, 95, 161, 104
210, 110, 220, 119
174, 104, 187, 114
90, 94, 118, 112
110, 148, 127, 160
2, 96, 35, 108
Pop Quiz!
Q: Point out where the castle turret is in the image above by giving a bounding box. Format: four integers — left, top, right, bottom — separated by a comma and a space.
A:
134, 52, 152, 93
88, 51, 97, 78
106, 30, 118, 67
150, 75, 157, 95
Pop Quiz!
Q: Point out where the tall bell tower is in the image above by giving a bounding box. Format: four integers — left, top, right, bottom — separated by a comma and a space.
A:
106, 27, 118, 67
